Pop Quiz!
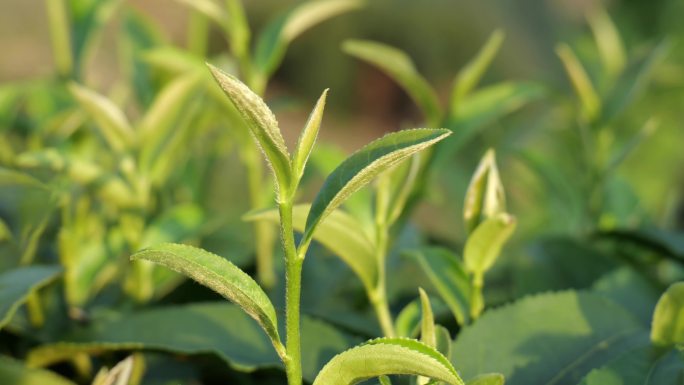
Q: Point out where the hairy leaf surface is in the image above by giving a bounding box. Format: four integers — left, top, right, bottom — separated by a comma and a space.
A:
130, 243, 283, 355
292, 89, 328, 185
302, 129, 450, 248
312, 337, 464, 385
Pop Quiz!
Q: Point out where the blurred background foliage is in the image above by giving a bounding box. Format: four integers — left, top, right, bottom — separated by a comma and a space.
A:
0, 0, 683, 383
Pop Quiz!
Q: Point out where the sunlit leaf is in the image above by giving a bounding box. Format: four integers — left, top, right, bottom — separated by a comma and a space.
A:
465, 373, 505, 385
419, 288, 436, 348
312, 337, 465, 385
0, 266, 61, 330
579, 347, 684, 385
130, 243, 285, 357
254, 0, 364, 80
343, 40, 441, 124
0, 356, 75, 385
463, 213, 516, 276
452, 30, 505, 107
208, 64, 292, 198
651, 282, 684, 346
586, 7, 626, 78
292, 89, 329, 186
463, 149, 505, 234
244, 204, 377, 291
68, 83, 134, 152
302, 129, 450, 249
556, 44, 601, 121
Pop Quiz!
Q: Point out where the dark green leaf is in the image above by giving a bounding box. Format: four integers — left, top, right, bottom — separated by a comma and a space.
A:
0, 356, 75, 385
0, 266, 61, 330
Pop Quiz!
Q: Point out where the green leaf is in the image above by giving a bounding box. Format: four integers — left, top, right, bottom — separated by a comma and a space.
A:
448, 82, 543, 151
0, 356, 75, 385
92, 356, 135, 385
207, 64, 292, 198
254, 0, 364, 80
130, 243, 285, 357
419, 288, 436, 348
651, 282, 684, 346
435, 325, 452, 361
244, 204, 377, 292
586, 7, 626, 78
452, 29, 505, 107
452, 291, 645, 384
556, 44, 601, 122
68, 82, 134, 152
463, 213, 516, 276
578, 345, 684, 385
602, 39, 670, 123
597, 227, 684, 261
405, 247, 471, 326
27, 303, 358, 383
592, 267, 660, 327
0, 266, 61, 330
463, 149, 506, 234
292, 89, 329, 186
312, 337, 465, 385
466, 373, 505, 385
174, 0, 226, 29
343, 40, 441, 124
302, 129, 450, 248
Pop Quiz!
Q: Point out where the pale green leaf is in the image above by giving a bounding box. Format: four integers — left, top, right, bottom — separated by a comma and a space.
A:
225, 0, 250, 59
138, 73, 204, 174
26, 303, 358, 383
0, 265, 61, 330
343, 40, 441, 124
586, 7, 626, 78
292, 89, 329, 185
68, 83, 134, 152
556, 44, 601, 121
463, 213, 516, 276
452, 291, 645, 384
174, 0, 226, 29
405, 247, 471, 325
207, 64, 292, 198
142, 46, 206, 75
452, 29, 505, 107
130, 243, 285, 357
0, 167, 49, 191
92, 356, 134, 385
463, 149, 505, 234
379, 376, 393, 385
302, 129, 450, 248
244, 204, 377, 291
420, 288, 436, 348
312, 337, 464, 385
0, 356, 75, 385
255, 0, 364, 79
435, 325, 452, 361
466, 373, 505, 385
651, 282, 684, 346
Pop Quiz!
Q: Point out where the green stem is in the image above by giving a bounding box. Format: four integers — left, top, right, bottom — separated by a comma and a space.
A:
45, 0, 73, 78
371, 221, 396, 337
470, 273, 484, 320
279, 201, 303, 385
187, 10, 209, 57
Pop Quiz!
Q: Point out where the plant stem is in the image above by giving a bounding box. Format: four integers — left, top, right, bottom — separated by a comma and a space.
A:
372, 222, 396, 337
470, 273, 484, 319
279, 200, 303, 385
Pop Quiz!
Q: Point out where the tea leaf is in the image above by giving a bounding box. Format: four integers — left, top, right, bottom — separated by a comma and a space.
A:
175, 0, 226, 28
130, 243, 285, 357
92, 356, 135, 385
292, 89, 329, 187
435, 325, 452, 361
463, 213, 516, 276
452, 30, 505, 107
586, 7, 626, 78
463, 149, 505, 234
651, 282, 684, 346
255, 0, 364, 79
208, 64, 292, 198
302, 129, 450, 248
465, 373, 505, 385
452, 291, 645, 384
45, 0, 73, 77
343, 40, 441, 124
27, 303, 358, 383
602, 39, 670, 123
68, 83, 134, 152
244, 204, 377, 291
556, 44, 601, 121
0, 265, 61, 330
405, 247, 471, 325
312, 337, 464, 385
579, 346, 684, 385
0, 356, 75, 385
419, 288, 436, 348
